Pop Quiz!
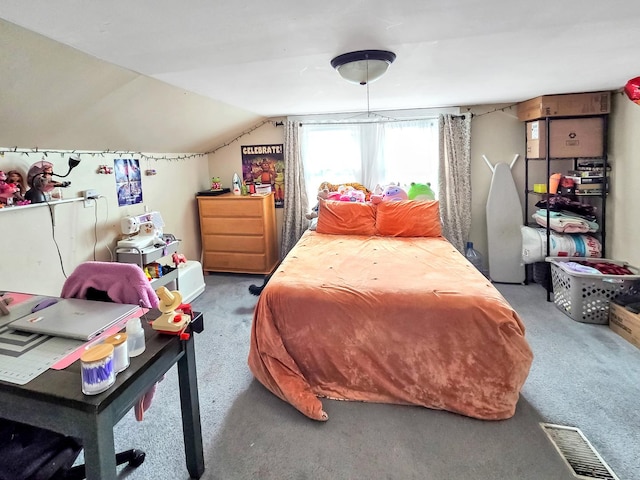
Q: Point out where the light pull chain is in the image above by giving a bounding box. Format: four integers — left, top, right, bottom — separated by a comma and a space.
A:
366, 55, 371, 117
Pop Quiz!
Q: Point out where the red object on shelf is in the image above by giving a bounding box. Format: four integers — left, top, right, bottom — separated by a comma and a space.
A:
624, 77, 640, 105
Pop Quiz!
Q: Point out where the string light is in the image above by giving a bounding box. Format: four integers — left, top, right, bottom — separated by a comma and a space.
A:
0, 119, 281, 162
467, 103, 518, 118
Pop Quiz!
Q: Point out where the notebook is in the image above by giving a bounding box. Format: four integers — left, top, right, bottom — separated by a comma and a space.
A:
8, 297, 140, 341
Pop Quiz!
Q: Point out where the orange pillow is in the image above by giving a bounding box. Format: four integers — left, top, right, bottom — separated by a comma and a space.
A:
316, 199, 376, 236
376, 200, 442, 237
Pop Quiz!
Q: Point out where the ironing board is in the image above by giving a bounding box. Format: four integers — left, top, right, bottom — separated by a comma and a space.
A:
484, 154, 525, 284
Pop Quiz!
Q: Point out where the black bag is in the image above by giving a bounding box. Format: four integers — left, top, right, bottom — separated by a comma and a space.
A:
0, 418, 81, 480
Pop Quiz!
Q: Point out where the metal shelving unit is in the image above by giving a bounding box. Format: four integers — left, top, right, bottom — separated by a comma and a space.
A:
115, 240, 180, 290
523, 114, 609, 301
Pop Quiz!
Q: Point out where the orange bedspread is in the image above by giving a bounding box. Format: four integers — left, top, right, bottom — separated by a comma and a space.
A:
248, 231, 533, 421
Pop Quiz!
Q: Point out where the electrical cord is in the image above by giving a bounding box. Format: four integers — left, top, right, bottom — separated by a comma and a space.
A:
45, 199, 68, 278
90, 195, 116, 262
99, 196, 115, 262
93, 199, 98, 261
41, 194, 112, 274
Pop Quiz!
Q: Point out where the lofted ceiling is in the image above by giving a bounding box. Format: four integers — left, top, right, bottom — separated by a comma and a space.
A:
2, 1, 639, 118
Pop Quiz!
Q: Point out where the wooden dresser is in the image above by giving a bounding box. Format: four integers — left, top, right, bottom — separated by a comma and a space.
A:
197, 193, 279, 274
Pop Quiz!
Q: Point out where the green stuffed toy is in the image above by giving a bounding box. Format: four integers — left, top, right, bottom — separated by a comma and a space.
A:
407, 182, 435, 201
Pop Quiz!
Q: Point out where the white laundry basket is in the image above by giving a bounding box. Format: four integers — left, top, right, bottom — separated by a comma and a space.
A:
177, 261, 205, 303
546, 257, 640, 324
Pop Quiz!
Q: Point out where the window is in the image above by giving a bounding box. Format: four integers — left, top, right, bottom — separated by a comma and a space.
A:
300, 119, 438, 202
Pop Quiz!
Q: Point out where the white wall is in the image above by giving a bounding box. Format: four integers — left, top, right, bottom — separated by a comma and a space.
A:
3, 100, 637, 297
3, 10, 636, 289
467, 105, 526, 263
0, 151, 209, 296
0, 19, 262, 155
608, 93, 640, 267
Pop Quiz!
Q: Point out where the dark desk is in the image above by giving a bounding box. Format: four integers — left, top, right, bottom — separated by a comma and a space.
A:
0, 310, 205, 480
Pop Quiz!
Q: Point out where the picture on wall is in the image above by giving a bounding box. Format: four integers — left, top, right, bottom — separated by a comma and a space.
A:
114, 158, 143, 207
241, 144, 284, 208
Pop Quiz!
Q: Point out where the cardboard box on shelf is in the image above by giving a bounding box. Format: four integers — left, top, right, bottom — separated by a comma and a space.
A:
609, 303, 640, 350
517, 91, 611, 122
526, 117, 604, 158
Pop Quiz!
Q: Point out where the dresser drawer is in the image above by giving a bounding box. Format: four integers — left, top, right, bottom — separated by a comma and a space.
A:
201, 217, 264, 235
203, 252, 268, 273
203, 234, 265, 254
198, 197, 263, 217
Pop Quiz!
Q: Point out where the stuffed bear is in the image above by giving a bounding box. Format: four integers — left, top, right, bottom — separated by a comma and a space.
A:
305, 188, 331, 219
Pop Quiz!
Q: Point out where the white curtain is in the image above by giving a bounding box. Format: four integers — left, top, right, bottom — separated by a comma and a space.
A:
360, 123, 384, 189
281, 120, 309, 258
300, 119, 438, 203
438, 114, 472, 253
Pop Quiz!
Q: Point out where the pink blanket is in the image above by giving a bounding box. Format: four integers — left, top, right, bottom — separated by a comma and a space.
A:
61, 261, 159, 308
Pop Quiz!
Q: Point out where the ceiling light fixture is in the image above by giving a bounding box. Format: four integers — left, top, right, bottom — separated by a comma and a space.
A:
330, 50, 396, 85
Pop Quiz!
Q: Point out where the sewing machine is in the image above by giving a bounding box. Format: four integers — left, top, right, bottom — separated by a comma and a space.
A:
117, 211, 166, 250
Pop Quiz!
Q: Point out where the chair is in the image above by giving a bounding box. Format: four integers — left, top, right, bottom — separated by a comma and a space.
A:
60, 261, 160, 310
62, 261, 162, 421
62, 261, 163, 477
0, 262, 156, 479
0, 391, 144, 480
0, 422, 144, 479
0, 262, 158, 480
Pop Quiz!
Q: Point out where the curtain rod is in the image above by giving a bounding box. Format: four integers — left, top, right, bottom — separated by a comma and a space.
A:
297, 117, 440, 126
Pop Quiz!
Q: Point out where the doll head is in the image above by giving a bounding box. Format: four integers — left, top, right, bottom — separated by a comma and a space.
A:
6, 170, 26, 193
27, 160, 55, 192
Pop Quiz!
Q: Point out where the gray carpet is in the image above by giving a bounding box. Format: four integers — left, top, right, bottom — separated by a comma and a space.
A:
106, 275, 639, 480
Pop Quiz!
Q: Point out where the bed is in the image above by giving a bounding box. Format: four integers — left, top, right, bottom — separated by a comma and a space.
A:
248, 199, 533, 421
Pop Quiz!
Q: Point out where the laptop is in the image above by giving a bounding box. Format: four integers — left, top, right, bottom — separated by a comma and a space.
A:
8, 297, 140, 341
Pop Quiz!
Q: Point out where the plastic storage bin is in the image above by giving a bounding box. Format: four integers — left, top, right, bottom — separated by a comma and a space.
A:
178, 261, 206, 303
546, 257, 640, 324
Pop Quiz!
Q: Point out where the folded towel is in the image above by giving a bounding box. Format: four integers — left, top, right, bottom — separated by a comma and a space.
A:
539, 210, 599, 232
532, 211, 592, 233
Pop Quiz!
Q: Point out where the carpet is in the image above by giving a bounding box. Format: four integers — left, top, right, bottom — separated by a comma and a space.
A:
103, 274, 637, 480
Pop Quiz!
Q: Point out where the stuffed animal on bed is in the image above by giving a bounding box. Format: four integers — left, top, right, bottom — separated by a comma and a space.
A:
306, 188, 330, 219
305, 183, 370, 219
338, 186, 366, 203
318, 182, 371, 201
371, 184, 408, 204
407, 182, 435, 201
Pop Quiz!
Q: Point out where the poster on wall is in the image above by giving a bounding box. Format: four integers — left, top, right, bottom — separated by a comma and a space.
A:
241, 144, 284, 208
114, 158, 143, 207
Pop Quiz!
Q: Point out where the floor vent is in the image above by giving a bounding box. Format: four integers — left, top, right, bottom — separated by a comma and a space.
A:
540, 423, 620, 480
